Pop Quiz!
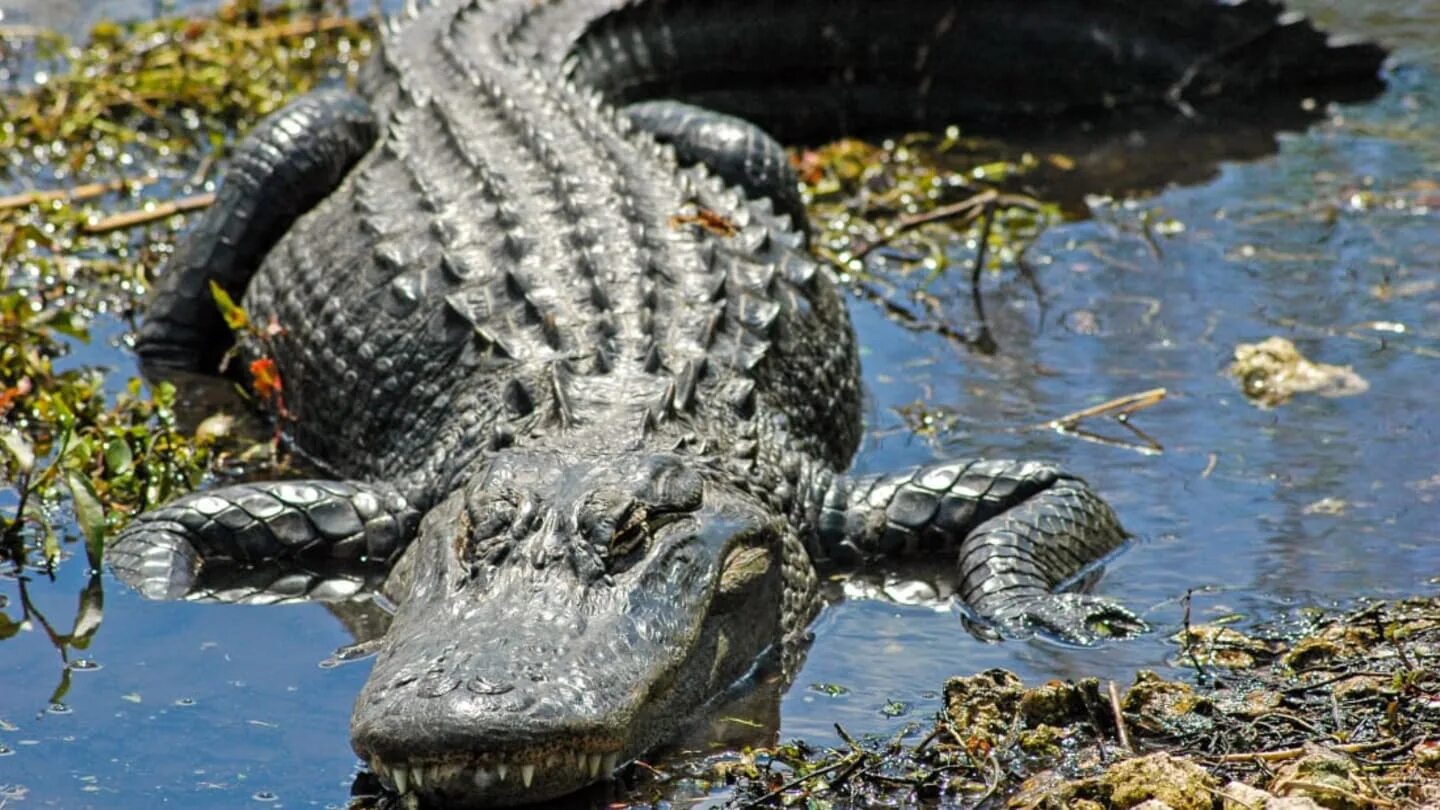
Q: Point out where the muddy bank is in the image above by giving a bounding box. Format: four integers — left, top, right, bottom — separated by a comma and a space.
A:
620, 597, 1440, 809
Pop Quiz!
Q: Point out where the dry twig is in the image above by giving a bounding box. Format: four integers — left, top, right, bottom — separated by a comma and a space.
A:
1108, 680, 1133, 752
82, 192, 215, 234
853, 188, 1043, 259
1214, 740, 1394, 763
0, 174, 157, 212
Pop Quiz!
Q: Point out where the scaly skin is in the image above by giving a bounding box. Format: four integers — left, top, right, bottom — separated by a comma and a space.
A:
109, 1, 1384, 806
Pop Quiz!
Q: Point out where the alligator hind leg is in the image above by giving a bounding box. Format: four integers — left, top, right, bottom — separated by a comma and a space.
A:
818, 460, 1147, 645
109, 480, 419, 602
138, 90, 376, 372
623, 100, 808, 238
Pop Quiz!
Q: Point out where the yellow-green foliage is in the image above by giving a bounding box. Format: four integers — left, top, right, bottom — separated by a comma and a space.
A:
0, 1, 374, 573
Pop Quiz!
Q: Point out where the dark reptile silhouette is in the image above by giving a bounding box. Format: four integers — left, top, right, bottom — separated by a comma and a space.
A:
108, 1, 1384, 805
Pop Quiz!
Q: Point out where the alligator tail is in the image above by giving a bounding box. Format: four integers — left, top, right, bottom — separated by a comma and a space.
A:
565, 0, 1386, 142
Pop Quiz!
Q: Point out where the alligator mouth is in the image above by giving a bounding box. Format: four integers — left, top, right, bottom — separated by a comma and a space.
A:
367, 744, 625, 802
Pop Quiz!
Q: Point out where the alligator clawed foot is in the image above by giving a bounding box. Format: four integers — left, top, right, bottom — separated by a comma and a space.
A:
108, 519, 202, 601
996, 593, 1149, 647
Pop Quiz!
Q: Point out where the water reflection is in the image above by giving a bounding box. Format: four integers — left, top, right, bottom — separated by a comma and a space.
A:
4, 1, 1440, 808
1, 573, 104, 707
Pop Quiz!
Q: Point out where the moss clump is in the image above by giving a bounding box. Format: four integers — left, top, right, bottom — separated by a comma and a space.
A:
1269, 745, 1368, 810
1122, 670, 1215, 737
1099, 752, 1218, 810
1020, 678, 1092, 727
943, 668, 1026, 748
1018, 724, 1065, 757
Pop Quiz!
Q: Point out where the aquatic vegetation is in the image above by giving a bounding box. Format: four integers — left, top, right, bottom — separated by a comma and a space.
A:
798, 133, 1065, 353
618, 598, 1440, 807
0, 1, 372, 579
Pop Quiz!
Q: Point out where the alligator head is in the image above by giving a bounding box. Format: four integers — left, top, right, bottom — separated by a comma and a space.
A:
350, 450, 801, 805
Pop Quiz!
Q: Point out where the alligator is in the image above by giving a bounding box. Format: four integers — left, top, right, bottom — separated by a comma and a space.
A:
108, 1, 1384, 806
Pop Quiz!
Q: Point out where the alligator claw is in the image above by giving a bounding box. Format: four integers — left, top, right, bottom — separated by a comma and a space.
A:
996, 593, 1149, 646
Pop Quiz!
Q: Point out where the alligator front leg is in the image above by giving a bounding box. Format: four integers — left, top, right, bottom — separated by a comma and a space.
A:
622, 100, 808, 238
109, 480, 419, 601
818, 460, 1146, 645
138, 89, 376, 371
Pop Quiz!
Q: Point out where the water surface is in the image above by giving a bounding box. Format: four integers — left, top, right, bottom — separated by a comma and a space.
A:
3, 1, 1439, 807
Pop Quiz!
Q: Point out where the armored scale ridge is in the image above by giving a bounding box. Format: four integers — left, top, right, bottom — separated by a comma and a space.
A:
109, 0, 1384, 805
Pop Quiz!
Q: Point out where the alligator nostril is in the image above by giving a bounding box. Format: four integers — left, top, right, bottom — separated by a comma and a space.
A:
464, 675, 514, 695
493, 691, 535, 713
416, 669, 460, 698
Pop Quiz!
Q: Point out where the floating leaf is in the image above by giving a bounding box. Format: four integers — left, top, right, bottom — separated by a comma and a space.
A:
0, 428, 35, 473
50, 393, 76, 430
0, 377, 32, 417
103, 437, 133, 475
49, 668, 73, 706
42, 527, 61, 568
70, 575, 105, 649
64, 470, 107, 569
210, 280, 249, 331
34, 307, 91, 341
879, 699, 912, 718
195, 413, 235, 442
668, 207, 739, 237
249, 357, 282, 401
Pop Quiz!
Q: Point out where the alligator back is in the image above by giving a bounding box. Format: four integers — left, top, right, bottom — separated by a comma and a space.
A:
244, 0, 863, 502
242, 0, 1380, 501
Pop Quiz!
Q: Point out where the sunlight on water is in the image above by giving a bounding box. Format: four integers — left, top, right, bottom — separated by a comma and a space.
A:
2, 0, 1439, 806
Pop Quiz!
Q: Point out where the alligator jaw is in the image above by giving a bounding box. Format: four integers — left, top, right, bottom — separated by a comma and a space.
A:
368, 745, 624, 805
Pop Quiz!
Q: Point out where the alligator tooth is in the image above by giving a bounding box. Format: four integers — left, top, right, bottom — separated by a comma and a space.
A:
587, 753, 602, 778
496, 762, 508, 781
412, 767, 426, 790
521, 763, 536, 788
575, 752, 587, 771
601, 753, 618, 775
393, 766, 410, 794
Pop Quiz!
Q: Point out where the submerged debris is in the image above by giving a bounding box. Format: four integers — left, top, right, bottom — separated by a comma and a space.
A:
1229, 336, 1369, 408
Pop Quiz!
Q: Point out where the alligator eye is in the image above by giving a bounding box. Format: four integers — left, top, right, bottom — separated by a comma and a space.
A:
458, 497, 517, 571
609, 505, 650, 559
606, 505, 687, 573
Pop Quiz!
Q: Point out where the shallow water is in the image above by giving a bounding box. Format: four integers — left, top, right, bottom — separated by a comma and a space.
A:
3, 1, 1440, 807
